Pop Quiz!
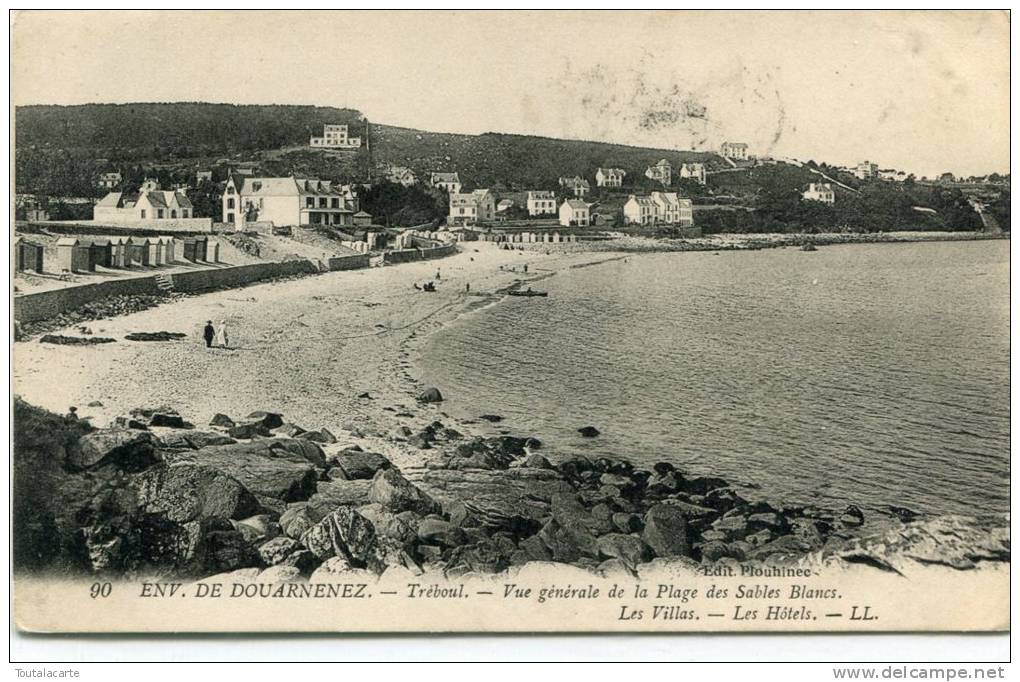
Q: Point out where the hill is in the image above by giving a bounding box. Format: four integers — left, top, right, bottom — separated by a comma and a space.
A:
15, 103, 366, 159
13, 102, 726, 195
368, 124, 724, 190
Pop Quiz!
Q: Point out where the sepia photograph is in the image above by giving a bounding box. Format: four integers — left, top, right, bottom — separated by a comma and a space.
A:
7, 9, 1011, 648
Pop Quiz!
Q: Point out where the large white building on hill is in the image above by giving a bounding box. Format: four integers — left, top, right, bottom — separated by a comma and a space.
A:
310, 124, 361, 149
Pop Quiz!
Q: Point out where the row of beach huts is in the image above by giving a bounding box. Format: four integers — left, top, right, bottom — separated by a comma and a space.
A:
14, 235, 221, 275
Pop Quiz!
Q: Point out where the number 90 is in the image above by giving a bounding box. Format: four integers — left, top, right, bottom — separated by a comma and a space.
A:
90, 582, 112, 599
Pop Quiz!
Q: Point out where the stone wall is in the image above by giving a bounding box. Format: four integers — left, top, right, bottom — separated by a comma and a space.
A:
327, 254, 371, 271
382, 244, 458, 264
14, 259, 320, 324
85, 216, 214, 233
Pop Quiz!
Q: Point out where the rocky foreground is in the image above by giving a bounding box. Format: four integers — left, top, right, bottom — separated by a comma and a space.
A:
12, 397, 1009, 583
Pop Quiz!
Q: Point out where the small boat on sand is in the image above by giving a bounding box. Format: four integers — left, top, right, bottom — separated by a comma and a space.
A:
801, 243, 818, 252
508, 288, 548, 297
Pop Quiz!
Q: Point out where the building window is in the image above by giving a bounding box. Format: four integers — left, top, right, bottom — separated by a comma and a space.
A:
140, 210, 146, 219
331, 198, 339, 208
227, 186, 234, 194
171, 210, 177, 218
306, 198, 314, 208
227, 213, 234, 223
227, 198, 235, 209
157, 209, 164, 219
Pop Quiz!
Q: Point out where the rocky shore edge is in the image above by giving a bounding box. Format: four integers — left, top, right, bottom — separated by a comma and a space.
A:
13, 397, 1010, 584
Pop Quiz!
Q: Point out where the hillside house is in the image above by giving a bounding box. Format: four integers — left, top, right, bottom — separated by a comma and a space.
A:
802, 183, 835, 204
496, 199, 514, 215
430, 172, 462, 194
720, 142, 749, 160
448, 189, 496, 226
98, 172, 122, 189
595, 167, 626, 188
222, 175, 358, 229
526, 191, 557, 216
559, 199, 590, 227
644, 160, 672, 187
679, 163, 706, 185
94, 187, 196, 223
310, 124, 361, 149
196, 169, 213, 184
386, 166, 418, 187
623, 195, 656, 226
559, 176, 591, 198
855, 161, 878, 180
650, 192, 694, 226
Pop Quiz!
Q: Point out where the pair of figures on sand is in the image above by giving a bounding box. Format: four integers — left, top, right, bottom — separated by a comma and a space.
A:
203, 320, 230, 348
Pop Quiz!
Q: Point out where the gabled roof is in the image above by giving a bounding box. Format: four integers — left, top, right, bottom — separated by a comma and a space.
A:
96, 192, 123, 207
563, 199, 589, 210
653, 159, 671, 167
353, 210, 372, 217
527, 191, 555, 200
627, 195, 655, 206
431, 172, 460, 183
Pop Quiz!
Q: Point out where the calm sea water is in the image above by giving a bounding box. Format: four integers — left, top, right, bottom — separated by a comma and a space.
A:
422, 240, 1010, 516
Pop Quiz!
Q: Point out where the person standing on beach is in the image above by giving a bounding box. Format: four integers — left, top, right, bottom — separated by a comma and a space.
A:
214, 320, 229, 348
203, 321, 215, 348
466, 283, 471, 293
436, 268, 441, 280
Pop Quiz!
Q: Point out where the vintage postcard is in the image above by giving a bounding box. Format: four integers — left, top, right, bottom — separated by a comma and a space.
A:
9, 10, 1010, 633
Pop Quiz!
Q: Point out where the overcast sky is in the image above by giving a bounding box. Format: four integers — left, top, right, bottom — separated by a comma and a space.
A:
11, 10, 1010, 177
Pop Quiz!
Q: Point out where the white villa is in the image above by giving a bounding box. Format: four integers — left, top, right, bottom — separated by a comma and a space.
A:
644, 159, 672, 186
430, 172, 462, 194
98, 171, 122, 189
595, 167, 626, 188
222, 175, 358, 229
679, 163, 706, 185
558, 175, 591, 198
386, 166, 418, 186
802, 183, 835, 204
310, 124, 361, 149
855, 161, 879, 180
625, 192, 693, 227
94, 187, 197, 223
559, 199, 590, 227
720, 142, 750, 160
526, 191, 557, 216
448, 189, 495, 226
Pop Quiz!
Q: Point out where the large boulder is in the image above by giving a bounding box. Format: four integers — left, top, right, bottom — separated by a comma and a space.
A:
369, 468, 441, 516
536, 518, 598, 563
308, 480, 373, 515
334, 451, 392, 480
164, 439, 320, 502
597, 533, 653, 568
300, 506, 377, 565
417, 387, 444, 403
246, 411, 285, 430
356, 504, 419, 545
72, 429, 162, 471
299, 429, 337, 445
416, 518, 467, 547
258, 536, 302, 566
135, 463, 260, 523
279, 504, 317, 539
641, 504, 691, 558
229, 422, 272, 439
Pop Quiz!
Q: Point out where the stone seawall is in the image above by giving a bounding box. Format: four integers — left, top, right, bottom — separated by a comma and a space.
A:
383, 244, 458, 265
328, 254, 372, 271
14, 259, 320, 323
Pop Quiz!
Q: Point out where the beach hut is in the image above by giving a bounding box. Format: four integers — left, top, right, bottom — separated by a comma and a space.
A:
109, 237, 128, 267
195, 236, 208, 262
56, 237, 93, 273
205, 239, 220, 263
127, 237, 150, 266
182, 238, 198, 262
87, 239, 113, 268
14, 237, 44, 273
145, 238, 161, 265
161, 237, 176, 263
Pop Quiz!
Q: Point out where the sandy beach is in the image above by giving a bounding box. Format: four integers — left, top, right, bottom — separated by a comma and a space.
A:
13, 243, 622, 472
